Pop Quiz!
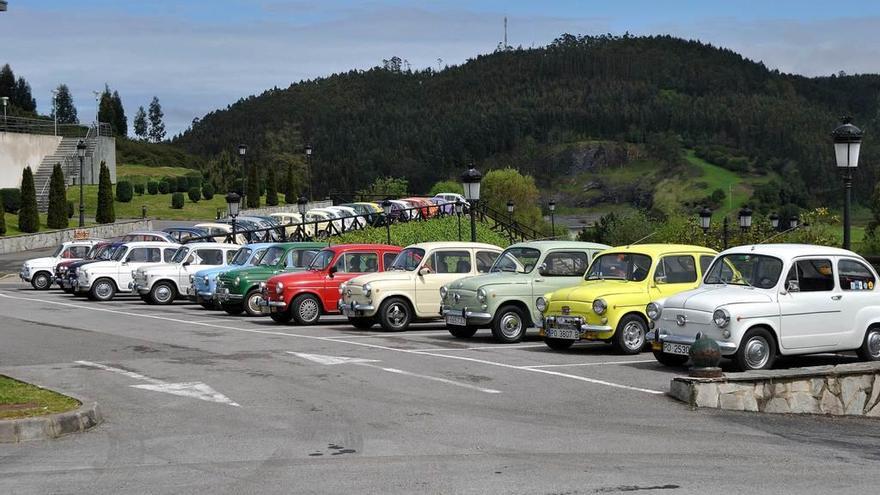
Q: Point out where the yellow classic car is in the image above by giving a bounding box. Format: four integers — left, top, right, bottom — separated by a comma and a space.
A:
538, 244, 718, 354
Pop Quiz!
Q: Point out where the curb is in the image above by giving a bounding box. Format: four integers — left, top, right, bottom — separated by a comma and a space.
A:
0, 395, 102, 443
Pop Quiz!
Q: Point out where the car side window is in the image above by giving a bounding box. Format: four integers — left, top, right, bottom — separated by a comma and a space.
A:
655, 256, 698, 284
70, 246, 91, 258
343, 252, 379, 273
793, 259, 834, 292
163, 248, 177, 261
383, 252, 398, 269
426, 250, 470, 274
195, 249, 223, 265
838, 259, 876, 291
699, 255, 714, 274
126, 248, 148, 262
476, 251, 500, 273
542, 251, 590, 277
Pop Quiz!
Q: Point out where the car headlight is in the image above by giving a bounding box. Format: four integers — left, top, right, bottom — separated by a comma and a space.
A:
234, 276, 241, 286
646, 302, 662, 321
439, 286, 448, 299
592, 299, 607, 315
363, 283, 372, 297
536, 297, 547, 313
203, 275, 209, 284
713, 309, 730, 328
59, 266, 68, 273
260, 281, 267, 290
477, 288, 487, 302
189, 275, 195, 284
276, 281, 284, 294
132, 270, 138, 278
339, 283, 346, 295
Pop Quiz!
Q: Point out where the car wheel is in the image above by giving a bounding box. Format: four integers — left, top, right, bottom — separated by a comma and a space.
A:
200, 302, 216, 310
150, 281, 177, 305
89, 278, 116, 301
223, 304, 244, 315
62, 285, 75, 294
31, 271, 52, 290
652, 349, 689, 367
270, 311, 293, 324
545, 338, 574, 351
349, 317, 375, 329
734, 328, 777, 371
140, 294, 154, 304
856, 326, 880, 361
448, 326, 478, 338
491, 305, 528, 343
379, 297, 412, 331
613, 314, 648, 355
243, 290, 265, 317
291, 294, 321, 325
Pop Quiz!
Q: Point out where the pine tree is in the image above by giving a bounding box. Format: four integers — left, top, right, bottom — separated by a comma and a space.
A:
133, 106, 148, 140
111, 90, 127, 137
246, 163, 260, 208
46, 163, 68, 229
53, 84, 78, 124
95, 162, 115, 224
14, 77, 36, 112
98, 85, 116, 129
0, 64, 14, 100
285, 163, 296, 204
265, 166, 278, 206
148, 96, 165, 143
18, 166, 39, 233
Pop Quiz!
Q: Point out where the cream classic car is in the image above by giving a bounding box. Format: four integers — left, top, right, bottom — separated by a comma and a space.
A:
20, 239, 103, 289
339, 242, 503, 331
76, 241, 181, 301
131, 242, 241, 304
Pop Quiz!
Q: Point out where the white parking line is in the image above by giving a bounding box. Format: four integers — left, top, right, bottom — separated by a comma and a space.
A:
524, 359, 657, 368
405, 344, 548, 352
0, 292, 664, 395
321, 332, 453, 339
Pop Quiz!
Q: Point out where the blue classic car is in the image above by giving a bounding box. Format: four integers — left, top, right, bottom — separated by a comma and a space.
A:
188, 243, 272, 308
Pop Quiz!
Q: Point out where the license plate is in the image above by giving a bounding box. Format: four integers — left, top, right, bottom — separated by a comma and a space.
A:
446, 315, 467, 326
663, 342, 690, 356
545, 328, 579, 340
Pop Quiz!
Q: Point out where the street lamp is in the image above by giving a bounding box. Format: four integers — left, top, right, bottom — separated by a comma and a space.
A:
461, 165, 482, 242
305, 144, 313, 200
548, 200, 556, 239
50, 89, 58, 136
789, 215, 800, 230
699, 206, 712, 233
93, 90, 101, 128
507, 200, 515, 242
226, 192, 241, 243
832, 117, 864, 250
738, 207, 753, 232
76, 140, 86, 227
297, 196, 308, 240
381, 198, 393, 244
769, 212, 780, 230
237, 143, 248, 207
1, 96, 7, 128
454, 200, 464, 241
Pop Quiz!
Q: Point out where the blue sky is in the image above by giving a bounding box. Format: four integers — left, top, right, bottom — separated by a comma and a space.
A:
4, 1, 880, 136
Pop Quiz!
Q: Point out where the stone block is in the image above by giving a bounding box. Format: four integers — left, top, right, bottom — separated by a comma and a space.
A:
820, 389, 844, 415
55, 412, 82, 436
15, 418, 50, 441
840, 376, 864, 407
789, 381, 810, 393
810, 378, 824, 397
694, 383, 719, 408
719, 393, 746, 411
867, 401, 880, 418
754, 382, 768, 400
866, 378, 880, 411
826, 377, 841, 395
0, 422, 16, 443
763, 398, 790, 414
787, 392, 820, 414
772, 382, 788, 396
742, 393, 759, 412
669, 380, 693, 405
844, 390, 867, 416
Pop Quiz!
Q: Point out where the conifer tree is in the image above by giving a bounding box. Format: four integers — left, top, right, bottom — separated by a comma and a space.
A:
95, 162, 115, 224
246, 163, 260, 208
285, 163, 296, 204
53, 84, 78, 124
111, 90, 127, 137
148, 96, 165, 143
46, 163, 68, 229
133, 106, 148, 140
18, 166, 39, 233
265, 167, 278, 206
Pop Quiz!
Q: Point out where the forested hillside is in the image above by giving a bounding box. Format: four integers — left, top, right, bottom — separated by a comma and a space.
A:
173, 34, 880, 212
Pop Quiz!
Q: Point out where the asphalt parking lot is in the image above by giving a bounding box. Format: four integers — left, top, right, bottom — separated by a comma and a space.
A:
1, 278, 879, 494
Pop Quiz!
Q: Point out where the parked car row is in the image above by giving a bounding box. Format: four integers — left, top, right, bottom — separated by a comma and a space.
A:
21, 234, 880, 372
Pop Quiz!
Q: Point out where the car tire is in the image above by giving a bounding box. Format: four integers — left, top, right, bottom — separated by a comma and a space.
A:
545, 338, 574, 351
223, 304, 244, 315
200, 302, 216, 310
31, 271, 52, 290
378, 297, 412, 331
349, 317, 375, 329
448, 326, 478, 338
613, 314, 648, 355
734, 328, 777, 371
270, 311, 293, 324
243, 289, 264, 317
291, 294, 322, 325
856, 326, 880, 361
491, 305, 528, 343
652, 349, 689, 367
149, 281, 177, 305
62, 287, 75, 294
140, 294, 154, 304
89, 278, 116, 301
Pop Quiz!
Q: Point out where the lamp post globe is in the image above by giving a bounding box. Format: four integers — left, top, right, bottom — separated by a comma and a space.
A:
769, 212, 780, 230
698, 206, 712, 233
305, 144, 313, 200
789, 215, 799, 230
461, 165, 483, 242
506, 200, 515, 242
237, 144, 248, 207
381, 198, 393, 244
738, 206, 753, 231
832, 117, 864, 250
76, 140, 87, 227
297, 196, 309, 240
225, 192, 241, 242
548, 200, 556, 239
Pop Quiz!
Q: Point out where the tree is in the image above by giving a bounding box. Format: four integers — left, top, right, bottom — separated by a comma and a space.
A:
95, 162, 115, 224
202, 182, 215, 200
0, 64, 14, 101
116, 180, 133, 203
265, 166, 279, 206
187, 187, 200, 203
148, 96, 165, 142
53, 84, 78, 124
246, 162, 260, 208
111, 90, 127, 137
357, 177, 408, 200
133, 106, 148, 140
14, 77, 37, 112
481, 168, 543, 230
171, 192, 184, 209
428, 180, 462, 197
18, 167, 39, 233
46, 163, 68, 229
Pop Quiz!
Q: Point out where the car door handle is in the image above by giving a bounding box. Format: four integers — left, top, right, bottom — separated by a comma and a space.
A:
831, 295, 842, 300
534, 279, 544, 283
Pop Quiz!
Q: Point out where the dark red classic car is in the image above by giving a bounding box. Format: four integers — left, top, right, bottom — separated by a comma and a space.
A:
261, 243, 401, 325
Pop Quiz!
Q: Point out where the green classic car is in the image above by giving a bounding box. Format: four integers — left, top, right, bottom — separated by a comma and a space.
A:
215, 242, 324, 316
441, 241, 609, 343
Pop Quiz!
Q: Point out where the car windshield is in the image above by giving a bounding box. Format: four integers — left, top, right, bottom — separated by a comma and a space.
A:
171, 247, 190, 263
86, 245, 105, 260
309, 250, 334, 270
230, 248, 251, 265
704, 254, 783, 289
51, 245, 65, 257
491, 247, 541, 273
99, 246, 119, 260
585, 253, 652, 281
389, 248, 425, 271
259, 247, 285, 266
112, 247, 128, 261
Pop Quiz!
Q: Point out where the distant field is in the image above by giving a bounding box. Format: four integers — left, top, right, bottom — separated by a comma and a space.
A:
117, 163, 200, 186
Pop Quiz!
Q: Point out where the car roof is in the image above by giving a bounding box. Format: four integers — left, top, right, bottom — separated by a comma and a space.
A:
179, 242, 239, 249
406, 241, 502, 251
598, 243, 718, 256
194, 222, 229, 228
720, 243, 862, 259
239, 242, 275, 250
122, 241, 181, 248
508, 240, 611, 251
321, 243, 401, 253
265, 242, 326, 249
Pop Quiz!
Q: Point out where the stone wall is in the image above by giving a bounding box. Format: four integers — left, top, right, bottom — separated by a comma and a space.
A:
0, 220, 152, 255
670, 362, 880, 417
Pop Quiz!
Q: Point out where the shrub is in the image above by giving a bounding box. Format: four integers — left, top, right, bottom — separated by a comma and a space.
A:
186, 175, 202, 190
18, 167, 39, 233
46, 163, 68, 229
158, 180, 170, 194
202, 182, 215, 200
147, 181, 159, 195
67, 200, 74, 218
95, 162, 115, 224
133, 183, 145, 195
171, 192, 184, 209
187, 187, 200, 203
0, 188, 21, 213
116, 180, 133, 203
265, 167, 278, 206
176, 176, 189, 193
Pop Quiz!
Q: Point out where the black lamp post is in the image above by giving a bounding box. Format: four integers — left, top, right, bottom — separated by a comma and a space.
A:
454, 200, 464, 241
548, 200, 556, 239
381, 198, 393, 244
225, 192, 241, 243
305, 144, 313, 200
699, 206, 712, 233
461, 165, 482, 242
507, 200, 515, 243
738, 207, 753, 232
297, 196, 308, 240
789, 215, 799, 230
76, 140, 86, 227
769, 212, 780, 231
237, 144, 247, 207
832, 117, 864, 250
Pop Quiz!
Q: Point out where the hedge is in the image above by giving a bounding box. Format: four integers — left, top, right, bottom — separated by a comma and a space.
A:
116, 180, 133, 203
171, 192, 184, 209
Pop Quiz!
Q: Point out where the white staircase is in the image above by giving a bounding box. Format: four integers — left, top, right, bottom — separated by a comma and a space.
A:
34, 135, 96, 212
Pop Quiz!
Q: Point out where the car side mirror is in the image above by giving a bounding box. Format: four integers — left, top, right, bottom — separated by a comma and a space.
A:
418, 267, 432, 276
328, 265, 338, 278
538, 263, 548, 276
121, 261, 128, 266
786, 280, 799, 292
654, 275, 667, 285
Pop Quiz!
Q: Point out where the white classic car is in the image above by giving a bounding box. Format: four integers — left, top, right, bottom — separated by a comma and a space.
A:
647, 244, 880, 370
20, 240, 103, 289
77, 241, 181, 301
131, 242, 240, 304
339, 242, 503, 331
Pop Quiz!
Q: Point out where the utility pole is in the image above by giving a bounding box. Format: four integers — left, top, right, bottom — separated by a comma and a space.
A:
503, 16, 507, 50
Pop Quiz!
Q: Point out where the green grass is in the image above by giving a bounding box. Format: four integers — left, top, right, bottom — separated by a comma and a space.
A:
1, 213, 97, 237
0, 375, 80, 420
117, 164, 199, 186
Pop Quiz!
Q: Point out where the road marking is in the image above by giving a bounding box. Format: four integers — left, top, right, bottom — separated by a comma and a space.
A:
287, 352, 501, 394
3, 293, 662, 395
524, 360, 657, 369
74, 360, 240, 406
406, 344, 548, 352
320, 331, 454, 339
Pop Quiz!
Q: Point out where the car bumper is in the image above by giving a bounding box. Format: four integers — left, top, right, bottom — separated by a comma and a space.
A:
647, 330, 738, 354
339, 300, 376, 317
441, 307, 493, 326
539, 315, 614, 340
216, 289, 243, 303
19, 270, 30, 282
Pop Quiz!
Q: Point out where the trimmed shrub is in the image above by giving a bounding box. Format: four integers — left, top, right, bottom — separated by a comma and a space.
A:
116, 180, 133, 203
186, 175, 202, 190
95, 162, 115, 224
202, 182, 215, 200
133, 183, 145, 195
187, 187, 200, 203
46, 163, 68, 229
0, 188, 21, 213
171, 192, 184, 209
147, 181, 159, 194
175, 176, 189, 193
67, 200, 74, 218
158, 180, 170, 194
18, 167, 39, 233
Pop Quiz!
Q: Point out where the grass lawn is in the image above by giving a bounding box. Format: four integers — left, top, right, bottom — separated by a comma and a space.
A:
76, 184, 236, 220
117, 164, 199, 185
0, 375, 80, 420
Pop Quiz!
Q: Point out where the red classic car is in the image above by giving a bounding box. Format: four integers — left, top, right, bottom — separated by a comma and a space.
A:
261, 243, 402, 325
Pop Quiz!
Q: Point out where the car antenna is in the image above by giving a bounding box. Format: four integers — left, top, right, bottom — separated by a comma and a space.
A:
755, 224, 804, 247
626, 231, 657, 248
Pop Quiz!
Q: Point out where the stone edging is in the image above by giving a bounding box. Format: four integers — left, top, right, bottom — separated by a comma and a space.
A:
0, 219, 152, 255
0, 396, 102, 443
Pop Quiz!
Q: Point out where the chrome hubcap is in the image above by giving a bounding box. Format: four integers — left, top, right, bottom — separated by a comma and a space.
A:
387, 303, 407, 327
622, 321, 645, 351
96, 282, 112, 298
248, 294, 263, 313
868, 330, 880, 358
155, 286, 172, 302
298, 298, 319, 322
744, 336, 770, 369
34, 275, 49, 288
499, 312, 523, 339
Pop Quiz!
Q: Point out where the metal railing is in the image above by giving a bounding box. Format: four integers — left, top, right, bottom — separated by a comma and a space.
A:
0, 115, 112, 138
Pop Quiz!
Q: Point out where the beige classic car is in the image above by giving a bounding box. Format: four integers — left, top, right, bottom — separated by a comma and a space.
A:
339, 241, 503, 331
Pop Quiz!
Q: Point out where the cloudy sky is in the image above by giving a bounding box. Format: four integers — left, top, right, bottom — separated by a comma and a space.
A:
4, 0, 880, 136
